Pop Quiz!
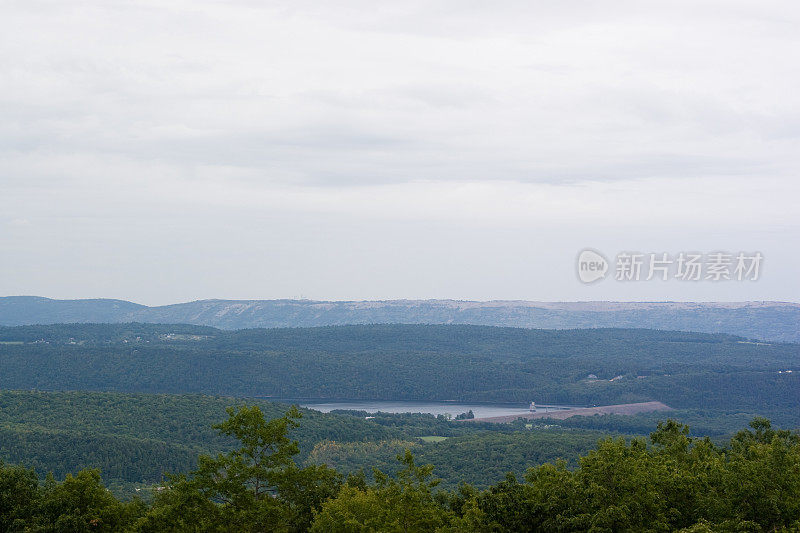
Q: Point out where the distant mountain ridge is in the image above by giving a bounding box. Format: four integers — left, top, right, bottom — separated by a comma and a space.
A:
0, 296, 798, 342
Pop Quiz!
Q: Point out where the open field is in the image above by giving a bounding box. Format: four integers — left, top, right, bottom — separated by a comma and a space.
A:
418, 435, 449, 443
469, 401, 673, 423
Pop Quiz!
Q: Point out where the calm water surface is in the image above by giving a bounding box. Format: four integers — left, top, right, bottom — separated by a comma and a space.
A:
279, 399, 572, 419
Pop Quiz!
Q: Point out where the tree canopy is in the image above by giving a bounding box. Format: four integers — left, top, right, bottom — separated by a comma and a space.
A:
2, 408, 800, 532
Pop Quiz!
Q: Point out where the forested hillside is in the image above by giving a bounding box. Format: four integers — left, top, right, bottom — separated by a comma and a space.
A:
1, 388, 780, 499
1, 323, 798, 420
0, 390, 603, 497
2, 323, 798, 504
0, 392, 393, 489
2, 296, 799, 342
2, 405, 799, 532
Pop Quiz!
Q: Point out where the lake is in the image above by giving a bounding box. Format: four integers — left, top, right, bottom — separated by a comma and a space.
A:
279, 399, 573, 419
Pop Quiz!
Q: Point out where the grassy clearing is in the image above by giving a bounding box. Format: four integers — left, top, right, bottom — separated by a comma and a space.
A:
419, 436, 448, 443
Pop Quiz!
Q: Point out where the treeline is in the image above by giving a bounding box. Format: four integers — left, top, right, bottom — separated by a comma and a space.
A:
1, 323, 799, 416
306, 431, 602, 490
0, 427, 200, 488
0, 391, 396, 453
538, 408, 800, 438
0, 323, 216, 344
2, 407, 799, 532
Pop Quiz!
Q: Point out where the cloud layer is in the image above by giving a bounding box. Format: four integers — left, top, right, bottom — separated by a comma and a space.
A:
1, 1, 798, 303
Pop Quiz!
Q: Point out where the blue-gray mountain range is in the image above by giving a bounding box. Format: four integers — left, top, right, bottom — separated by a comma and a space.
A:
0, 296, 797, 342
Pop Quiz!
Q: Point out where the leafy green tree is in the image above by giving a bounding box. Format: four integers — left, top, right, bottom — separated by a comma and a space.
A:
139, 405, 341, 532
277, 463, 341, 532
724, 418, 800, 530
32, 469, 137, 532
134, 475, 223, 533
311, 450, 451, 532
0, 460, 39, 533
466, 473, 539, 532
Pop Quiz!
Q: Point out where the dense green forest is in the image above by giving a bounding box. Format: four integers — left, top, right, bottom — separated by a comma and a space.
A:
0, 391, 395, 496
0, 389, 795, 499
1, 323, 798, 421
305, 431, 603, 490
2, 405, 799, 532
1, 322, 798, 529
0, 390, 607, 496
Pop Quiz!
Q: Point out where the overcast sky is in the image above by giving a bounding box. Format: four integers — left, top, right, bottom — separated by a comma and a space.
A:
2, 1, 798, 305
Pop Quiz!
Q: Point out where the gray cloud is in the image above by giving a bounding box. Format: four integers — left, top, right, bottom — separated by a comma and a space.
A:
0, 1, 798, 303
2, 1, 798, 186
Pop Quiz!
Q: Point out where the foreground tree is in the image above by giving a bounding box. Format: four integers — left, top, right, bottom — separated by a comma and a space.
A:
3, 411, 800, 532
452, 418, 800, 532
137, 405, 340, 532
310, 450, 452, 532
32, 470, 141, 532
0, 461, 39, 532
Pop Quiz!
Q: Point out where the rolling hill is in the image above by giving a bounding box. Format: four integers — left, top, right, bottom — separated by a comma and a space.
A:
1, 323, 798, 419
1, 296, 798, 342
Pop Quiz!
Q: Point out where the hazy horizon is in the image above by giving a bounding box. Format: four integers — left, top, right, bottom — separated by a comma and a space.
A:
3, 294, 799, 307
